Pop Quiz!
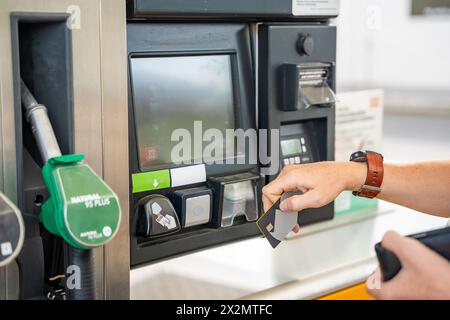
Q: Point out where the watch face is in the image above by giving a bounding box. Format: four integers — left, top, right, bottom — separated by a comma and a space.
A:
350, 151, 366, 162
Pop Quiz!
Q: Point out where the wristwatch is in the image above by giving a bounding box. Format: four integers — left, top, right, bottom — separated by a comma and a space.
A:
350, 150, 384, 198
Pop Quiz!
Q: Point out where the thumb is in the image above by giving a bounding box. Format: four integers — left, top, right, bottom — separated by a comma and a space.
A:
366, 267, 382, 297
366, 266, 400, 300
291, 224, 300, 234
280, 190, 324, 212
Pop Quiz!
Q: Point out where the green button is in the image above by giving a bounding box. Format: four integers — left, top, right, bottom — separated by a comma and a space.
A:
132, 170, 171, 193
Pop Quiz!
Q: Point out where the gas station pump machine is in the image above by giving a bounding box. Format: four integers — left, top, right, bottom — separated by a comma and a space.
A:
0, 0, 338, 299
126, 0, 338, 265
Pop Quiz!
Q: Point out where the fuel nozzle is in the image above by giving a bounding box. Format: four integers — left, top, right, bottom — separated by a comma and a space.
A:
40, 154, 121, 249
20, 79, 121, 250
20, 79, 121, 299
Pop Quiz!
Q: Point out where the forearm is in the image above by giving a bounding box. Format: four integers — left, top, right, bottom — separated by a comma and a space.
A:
344, 160, 450, 218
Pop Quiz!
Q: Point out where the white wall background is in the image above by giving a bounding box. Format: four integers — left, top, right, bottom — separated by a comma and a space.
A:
335, 0, 450, 112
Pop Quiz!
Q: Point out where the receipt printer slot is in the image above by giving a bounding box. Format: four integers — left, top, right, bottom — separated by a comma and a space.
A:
282, 62, 335, 111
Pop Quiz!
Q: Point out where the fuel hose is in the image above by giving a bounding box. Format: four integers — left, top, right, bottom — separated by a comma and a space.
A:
20, 79, 121, 300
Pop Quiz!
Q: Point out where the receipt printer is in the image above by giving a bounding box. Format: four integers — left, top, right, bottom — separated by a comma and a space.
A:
137, 194, 181, 238
282, 62, 335, 111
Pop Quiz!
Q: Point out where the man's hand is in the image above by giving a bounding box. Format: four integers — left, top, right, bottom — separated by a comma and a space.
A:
366, 230, 450, 299
262, 161, 366, 213
262, 161, 365, 235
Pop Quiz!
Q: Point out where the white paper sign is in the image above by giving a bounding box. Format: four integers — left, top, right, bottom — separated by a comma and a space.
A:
292, 0, 340, 16
334, 89, 384, 212
335, 89, 384, 161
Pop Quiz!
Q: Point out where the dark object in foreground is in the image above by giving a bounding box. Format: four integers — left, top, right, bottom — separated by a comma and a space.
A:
375, 227, 450, 281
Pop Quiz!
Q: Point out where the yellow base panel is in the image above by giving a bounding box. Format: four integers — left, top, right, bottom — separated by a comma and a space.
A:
318, 283, 374, 300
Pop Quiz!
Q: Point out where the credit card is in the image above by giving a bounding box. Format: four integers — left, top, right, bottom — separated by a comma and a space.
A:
256, 191, 301, 248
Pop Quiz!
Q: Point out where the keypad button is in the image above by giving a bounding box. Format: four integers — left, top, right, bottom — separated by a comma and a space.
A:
294, 156, 300, 164
185, 195, 211, 227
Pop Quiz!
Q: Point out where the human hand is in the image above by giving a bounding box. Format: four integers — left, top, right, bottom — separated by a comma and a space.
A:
262, 161, 366, 213
366, 230, 450, 299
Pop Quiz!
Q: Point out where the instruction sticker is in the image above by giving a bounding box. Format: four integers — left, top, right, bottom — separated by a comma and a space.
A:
292, 0, 340, 16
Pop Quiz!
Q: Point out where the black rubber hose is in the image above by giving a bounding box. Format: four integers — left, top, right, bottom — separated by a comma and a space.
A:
64, 245, 97, 300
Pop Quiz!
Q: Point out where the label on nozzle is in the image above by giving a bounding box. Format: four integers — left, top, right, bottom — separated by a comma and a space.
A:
55, 164, 121, 248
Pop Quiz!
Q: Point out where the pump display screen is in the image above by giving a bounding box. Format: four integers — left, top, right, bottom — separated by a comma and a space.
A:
280, 139, 301, 156
131, 54, 237, 170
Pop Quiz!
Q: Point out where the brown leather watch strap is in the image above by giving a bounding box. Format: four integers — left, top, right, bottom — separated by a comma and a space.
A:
351, 151, 384, 199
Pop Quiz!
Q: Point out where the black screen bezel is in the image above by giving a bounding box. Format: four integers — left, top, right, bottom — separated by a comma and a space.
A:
127, 23, 259, 266
129, 50, 244, 173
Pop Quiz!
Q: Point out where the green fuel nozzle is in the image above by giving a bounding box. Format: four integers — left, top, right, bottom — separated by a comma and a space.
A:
40, 154, 121, 249
20, 79, 121, 250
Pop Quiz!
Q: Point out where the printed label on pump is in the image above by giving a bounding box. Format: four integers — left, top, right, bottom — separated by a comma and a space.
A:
55, 164, 121, 247
292, 0, 340, 16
